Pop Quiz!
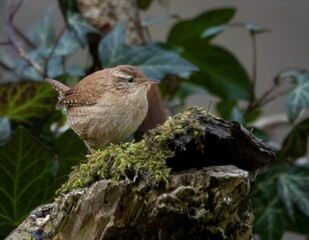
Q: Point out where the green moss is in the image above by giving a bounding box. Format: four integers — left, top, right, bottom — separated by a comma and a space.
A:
58, 106, 215, 194
58, 140, 171, 193
146, 106, 215, 151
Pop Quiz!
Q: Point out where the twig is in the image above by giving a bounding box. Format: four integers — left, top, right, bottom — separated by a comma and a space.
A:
0, 60, 12, 70
43, 25, 67, 77
247, 33, 257, 109
13, 25, 36, 48
1, 0, 43, 76
0, 40, 11, 45
8, 0, 23, 22
257, 90, 289, 107
247, 84, 276, 110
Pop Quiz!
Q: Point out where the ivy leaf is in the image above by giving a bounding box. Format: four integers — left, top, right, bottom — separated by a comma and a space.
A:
58, 0, 99, 45
253, 165, 309, 240
58, 0, 79, 19
201, 25, 227, 39
286, 208, 309, 235
277, 167, 309, 218
285, 72, 309, 123
0, 127, 55, 238
244, 108, 262, 124
56, 129, 87, 178
216, 100, 245, 123
46, 56, 67, 78
253, 167, 288, 240
67, 12, 100, 46
277, 118, 309, 161
175, 82, 208, 105
99, 23, 197, 80
184, 43, 250, 100
27, 8, 55, 51
168, 8, 235, 46
0, 81, 57, 123
202, 23, 269, 39
53, 30, 81, 56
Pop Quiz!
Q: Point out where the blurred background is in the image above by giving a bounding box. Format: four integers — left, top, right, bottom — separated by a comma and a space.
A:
1, 1, 309, 239
8, 0, 309, 145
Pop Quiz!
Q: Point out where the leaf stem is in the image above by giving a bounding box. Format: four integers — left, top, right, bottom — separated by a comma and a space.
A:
43, 25, 67, 77
1, 0, 43, 76
248, 32, 257, 108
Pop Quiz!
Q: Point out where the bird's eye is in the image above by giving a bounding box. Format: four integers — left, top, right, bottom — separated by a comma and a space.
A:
127, 77, 134, 83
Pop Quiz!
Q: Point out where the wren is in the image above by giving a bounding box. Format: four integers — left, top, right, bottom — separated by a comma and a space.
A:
46, 65, 157, 152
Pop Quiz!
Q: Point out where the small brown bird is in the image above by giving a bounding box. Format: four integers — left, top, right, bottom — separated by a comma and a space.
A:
46, 65, 157, 152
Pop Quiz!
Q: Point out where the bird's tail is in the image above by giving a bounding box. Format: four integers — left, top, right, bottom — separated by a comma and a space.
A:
45, 78, 70, 100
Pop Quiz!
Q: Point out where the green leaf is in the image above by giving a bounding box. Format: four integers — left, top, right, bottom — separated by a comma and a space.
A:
244, 108, 262, 123
216, 99, 237, 119
254, 198, 286, 240
55, 129, 87, 178
67, 12, 100, 46
254, 165, 309, 239
27, 8, 55, 49
53, 30, 81, 56
250, 127, 269, 141
216, 100, 246, 122
58, 0, 79, 18
46, 56, 67, 78
168, 8, 235, 46
285, 72, 309, 123
277, 166, 309, 218
175, 82, 208, 104
0, 81, 57, 123
253, 167, 287, 240
277, 118, 309, 161
0, 127, 55, 238
202, 22, 270, 39
99, 23, 197, 80
286, 208, 309, 234
14, 51, 42, 80
185, 43, 250, 100
201, 25, 227, 39
0, 117, 10, 146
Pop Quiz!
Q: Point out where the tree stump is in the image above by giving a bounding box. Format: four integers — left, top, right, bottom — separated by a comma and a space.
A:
6, 107, 274, 240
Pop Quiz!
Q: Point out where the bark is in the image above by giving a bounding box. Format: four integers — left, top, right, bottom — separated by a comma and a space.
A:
7, 166, 253, 240
6, 107, 274, 240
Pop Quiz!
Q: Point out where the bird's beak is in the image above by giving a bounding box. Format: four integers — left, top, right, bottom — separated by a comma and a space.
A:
147, 79, 160, 84
146, 79, 159, 90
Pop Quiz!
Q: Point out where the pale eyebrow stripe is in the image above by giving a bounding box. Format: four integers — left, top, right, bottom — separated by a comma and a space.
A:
113, 70, 131, 79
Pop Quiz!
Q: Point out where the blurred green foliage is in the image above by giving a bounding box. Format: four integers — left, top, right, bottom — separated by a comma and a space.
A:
0, 1, 309, 239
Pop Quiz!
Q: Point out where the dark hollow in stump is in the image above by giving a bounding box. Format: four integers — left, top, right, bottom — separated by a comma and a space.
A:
7, 107, 275, 240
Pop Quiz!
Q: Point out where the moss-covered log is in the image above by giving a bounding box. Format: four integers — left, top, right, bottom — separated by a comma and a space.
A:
6, 107, 274, 240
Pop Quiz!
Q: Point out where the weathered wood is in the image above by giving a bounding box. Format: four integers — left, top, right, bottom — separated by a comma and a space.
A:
156, 109, 275, 172
6, 106, 274, 239
7, 166, 253, 240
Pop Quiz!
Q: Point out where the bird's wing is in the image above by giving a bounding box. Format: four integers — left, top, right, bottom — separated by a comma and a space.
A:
59, 70, 108, 107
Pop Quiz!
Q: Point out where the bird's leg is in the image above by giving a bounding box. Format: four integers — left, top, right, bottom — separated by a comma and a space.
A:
84, 140, 94, 154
